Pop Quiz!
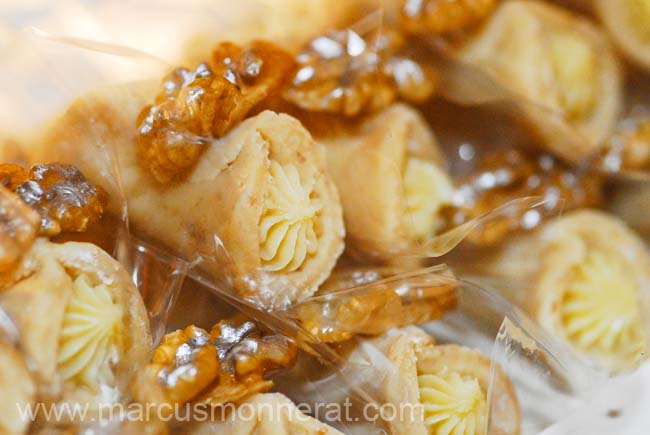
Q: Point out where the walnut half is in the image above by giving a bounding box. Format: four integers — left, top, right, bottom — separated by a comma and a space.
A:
284, 29, 437, 117
0, 185, 39, 274
132, 320, 297, 416
0, 163, 106, 237
136, 40, 296, 183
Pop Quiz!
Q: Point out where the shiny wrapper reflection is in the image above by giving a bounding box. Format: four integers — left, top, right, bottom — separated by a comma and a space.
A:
287, 265, 458, 343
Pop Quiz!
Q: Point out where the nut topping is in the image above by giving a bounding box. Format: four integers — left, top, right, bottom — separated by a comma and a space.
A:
443, 149, 602, 243
132, 320, 297, 413
285, 29, 437, 117
0, 163, 105, 237
137, 41, 295, 183
0, 186, 39, 273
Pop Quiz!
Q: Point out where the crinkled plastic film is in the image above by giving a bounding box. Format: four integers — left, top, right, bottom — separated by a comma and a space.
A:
101, 235, 607, 434
0, 2, 625, 435
266, 277, 606, 434
0, 22, 155, 432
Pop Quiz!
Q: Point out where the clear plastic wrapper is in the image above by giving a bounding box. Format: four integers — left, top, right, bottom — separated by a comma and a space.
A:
444, 209, 650, 374
270, 276, 606, 434
1, 2, 644, 435
55, 230, 601, 435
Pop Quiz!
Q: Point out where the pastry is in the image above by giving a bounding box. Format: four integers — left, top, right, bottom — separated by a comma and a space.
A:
320, 103, 454, 260
455, 0, 622, 162
0, 239, 151, 422
36, 83, 345, 309
486, 210, 650, 372
373, 327, 520, 435
10, 0, 650, 432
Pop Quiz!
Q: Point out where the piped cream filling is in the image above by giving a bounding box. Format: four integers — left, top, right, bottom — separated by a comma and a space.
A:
419, 367, 488, 435
403, 157, 454, 241
259, 161, 322, 272
57, 275, 123, 389
548, 33, 599, 120
561, 252, 647, 366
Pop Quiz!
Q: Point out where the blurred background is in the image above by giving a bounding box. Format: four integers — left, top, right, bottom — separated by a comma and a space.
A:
0, 0, 282, 135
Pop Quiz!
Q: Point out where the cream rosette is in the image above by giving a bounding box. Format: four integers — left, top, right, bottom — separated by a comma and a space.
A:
0, 239, 151, 419
373, 327, 520, 435
455, 0, 622, 162
487, 210, 650, 372
321, 103, 454, 261
35, 84, 345, 309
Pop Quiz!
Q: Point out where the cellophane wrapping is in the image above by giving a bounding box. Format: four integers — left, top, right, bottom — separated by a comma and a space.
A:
1, 1, 647, 435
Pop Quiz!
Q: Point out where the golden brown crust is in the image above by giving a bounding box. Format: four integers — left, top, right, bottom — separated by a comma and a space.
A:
0, 239, 151, 407
0, 248, 72, 387
377, 328, 431, 435
377, 328, 520, 435
34, 83, 344, 308
487, 210, 650, 371
321, 103, 453, 260
456, 0, 622, 162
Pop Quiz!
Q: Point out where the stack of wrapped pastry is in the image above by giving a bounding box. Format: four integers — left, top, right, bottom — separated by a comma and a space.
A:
24, 0, 391, 310
33, 66, 455, 307
8, 1, 642, 433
